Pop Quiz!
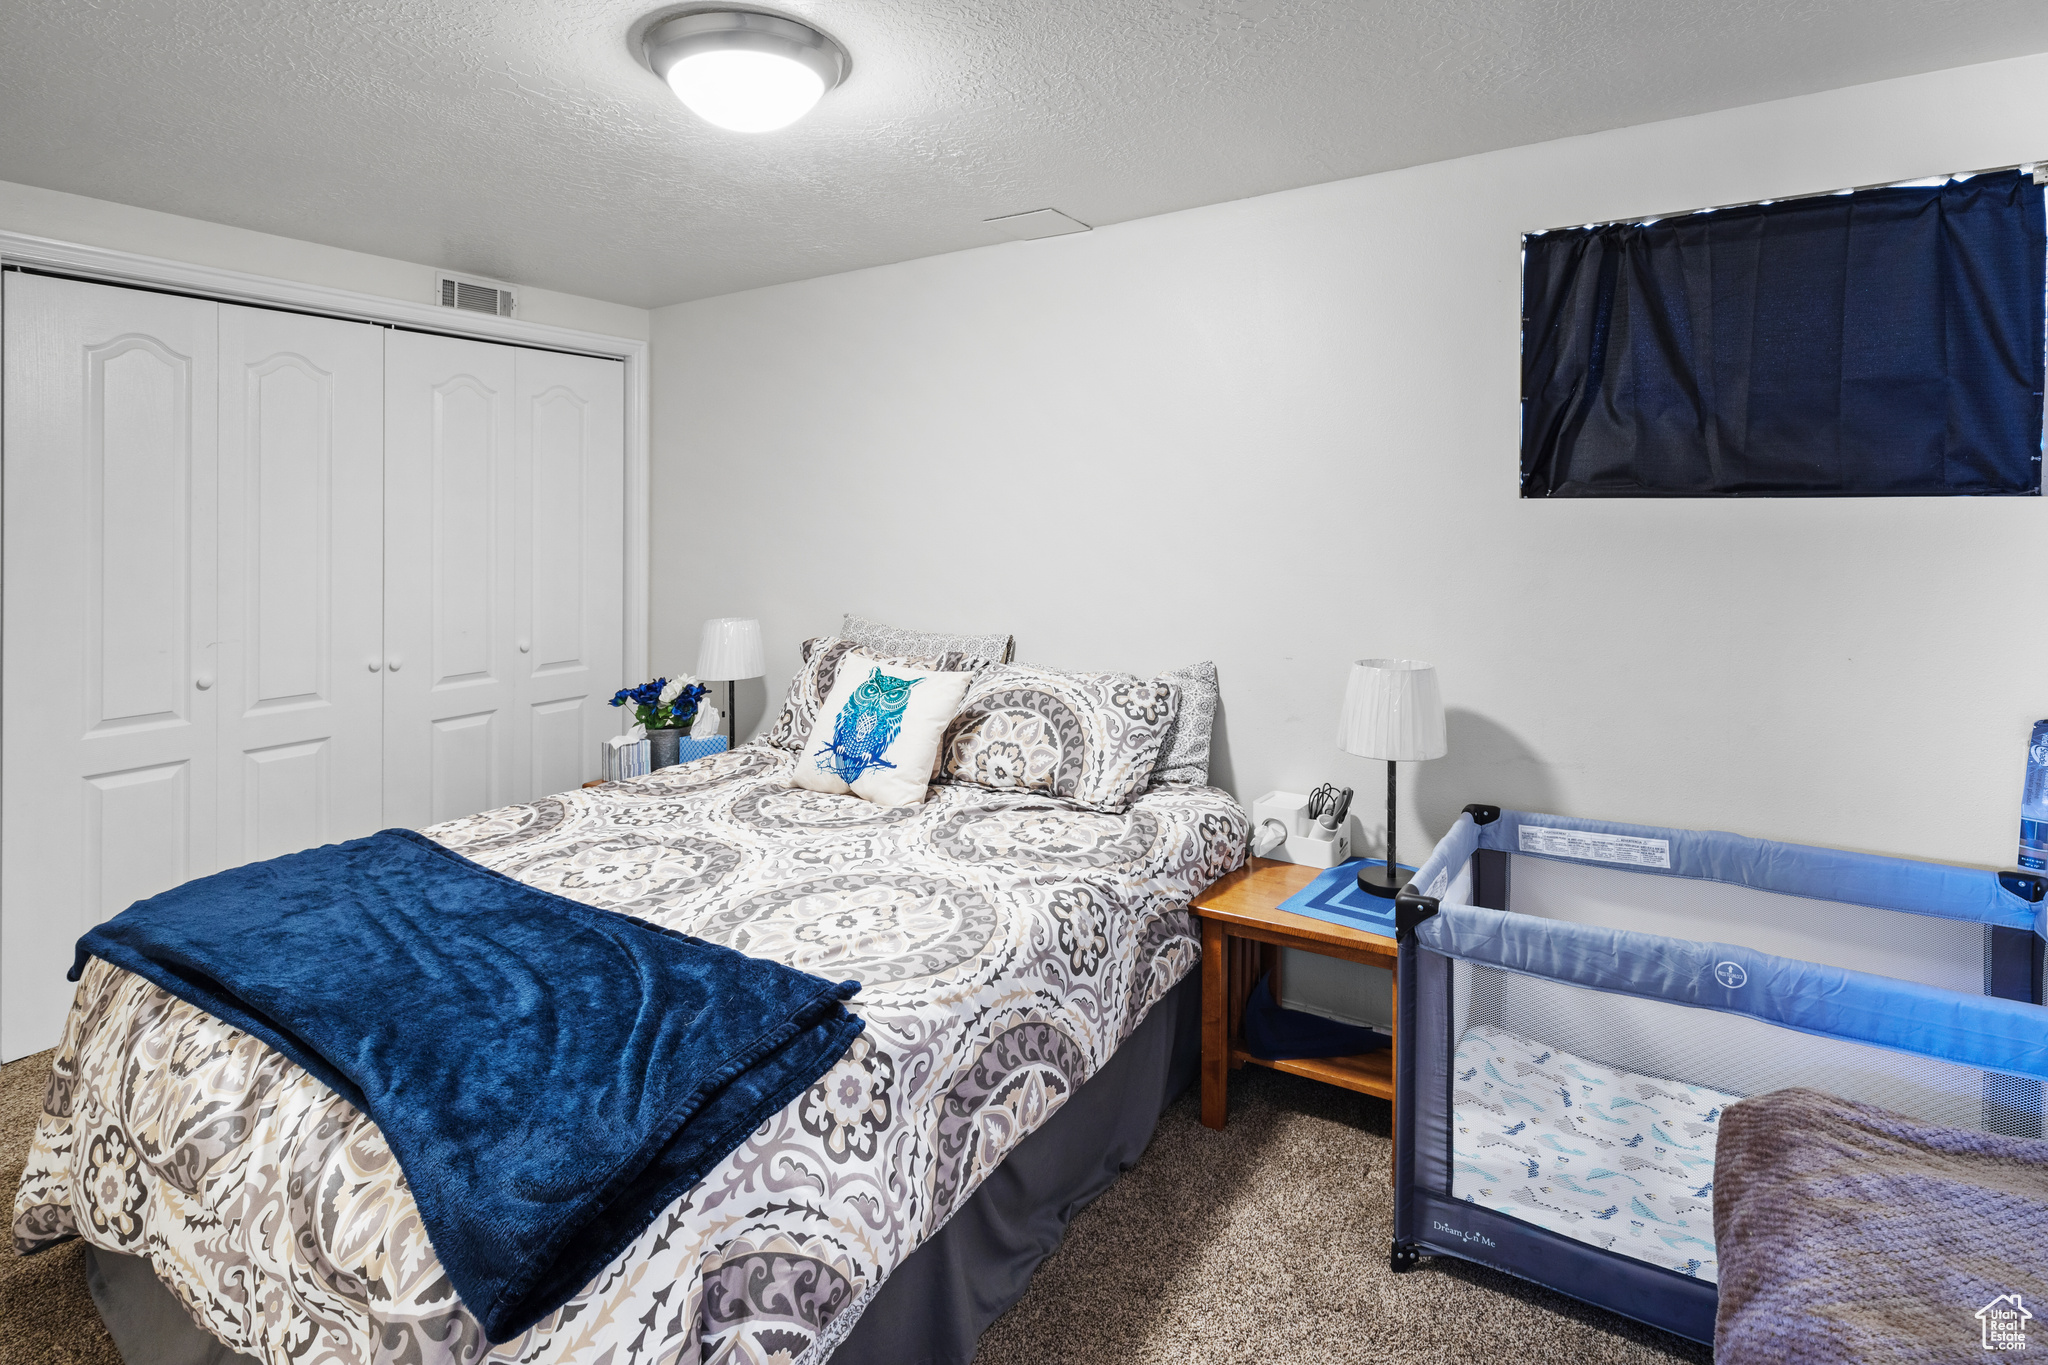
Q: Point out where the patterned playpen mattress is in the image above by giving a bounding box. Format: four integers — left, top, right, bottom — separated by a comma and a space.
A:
1452, 1024, 1739, 1281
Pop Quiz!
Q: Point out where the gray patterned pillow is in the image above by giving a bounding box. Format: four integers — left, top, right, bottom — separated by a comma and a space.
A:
840, 614, 1015, 664
1150, 661, 1219, 786
940, 664, 1180, 812
767, 637, 997, 751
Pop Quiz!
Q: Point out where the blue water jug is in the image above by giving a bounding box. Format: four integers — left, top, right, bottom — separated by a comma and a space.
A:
2020, 720, 2048, 871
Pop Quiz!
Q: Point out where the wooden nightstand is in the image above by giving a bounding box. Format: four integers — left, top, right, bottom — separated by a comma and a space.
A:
1190, 858, 1398, 1135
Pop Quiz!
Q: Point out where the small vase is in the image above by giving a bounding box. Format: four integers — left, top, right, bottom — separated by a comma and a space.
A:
647, 728, 684, 771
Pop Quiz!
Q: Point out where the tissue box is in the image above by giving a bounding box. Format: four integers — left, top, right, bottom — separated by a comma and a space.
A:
667, 736, 728, 766
599, 734, 728, 780
602, 739, 650, 781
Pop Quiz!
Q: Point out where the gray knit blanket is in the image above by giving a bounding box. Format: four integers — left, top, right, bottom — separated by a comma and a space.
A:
1714, 1087, 2048, 1363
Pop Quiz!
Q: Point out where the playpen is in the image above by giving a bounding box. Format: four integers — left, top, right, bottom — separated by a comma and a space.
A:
1390, 805, 2048, 1343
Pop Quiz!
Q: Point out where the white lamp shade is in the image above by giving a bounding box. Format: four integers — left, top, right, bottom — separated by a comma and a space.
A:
696, 618, 765, 681
1338, 658, 1447, 762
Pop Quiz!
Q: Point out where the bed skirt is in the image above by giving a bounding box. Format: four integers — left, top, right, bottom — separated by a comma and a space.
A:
84, 972, 1202, 1365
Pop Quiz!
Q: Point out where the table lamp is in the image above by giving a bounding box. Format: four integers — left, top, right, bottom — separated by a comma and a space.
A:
695, 617, 765, 749
1338, 658, 1447, 898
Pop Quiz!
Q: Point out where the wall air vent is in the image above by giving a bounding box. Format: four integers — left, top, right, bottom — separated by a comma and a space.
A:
435, 272, 517, 317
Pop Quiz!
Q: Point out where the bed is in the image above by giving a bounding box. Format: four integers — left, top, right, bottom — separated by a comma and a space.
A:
1392, 805, 2048, 1346
12, 737, 1247, 1365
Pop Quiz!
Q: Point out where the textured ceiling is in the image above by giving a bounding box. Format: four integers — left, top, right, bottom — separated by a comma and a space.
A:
5, 1, 2048, 308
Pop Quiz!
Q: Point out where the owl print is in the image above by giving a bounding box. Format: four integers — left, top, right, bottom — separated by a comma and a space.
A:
816, 667, 923, 783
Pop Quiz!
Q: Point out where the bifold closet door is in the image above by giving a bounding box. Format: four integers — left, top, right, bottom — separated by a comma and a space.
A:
381, 334, 623, 826
2, 274, 220, 1060
514, 348, 626, 802
382, 330, 519, 828
213, 304, 386, 867
2, 286, 622, 1057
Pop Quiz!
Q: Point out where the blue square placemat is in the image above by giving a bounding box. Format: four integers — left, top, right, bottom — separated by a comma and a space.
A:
1275, 858, 1414, 938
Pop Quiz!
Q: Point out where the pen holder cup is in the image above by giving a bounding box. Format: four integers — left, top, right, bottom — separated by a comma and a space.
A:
1295, 820, 1353, 868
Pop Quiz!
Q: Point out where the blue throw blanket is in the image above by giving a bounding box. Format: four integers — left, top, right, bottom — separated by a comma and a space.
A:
70, 828, 864, 1343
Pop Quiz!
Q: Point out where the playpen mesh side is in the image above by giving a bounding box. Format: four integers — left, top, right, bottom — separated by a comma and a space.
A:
1502, 853, 2015, 1001
1409, 945, 2045, 1200
1409, 949, 2048, 1293
1445, 959, 2043, 1144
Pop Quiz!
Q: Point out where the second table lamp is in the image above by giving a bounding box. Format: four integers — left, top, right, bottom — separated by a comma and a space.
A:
696, 617, 765, 749
1338, 657, 1447, 898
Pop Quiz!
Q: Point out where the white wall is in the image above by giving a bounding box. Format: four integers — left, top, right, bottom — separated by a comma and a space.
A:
0, 178, 648, 340
650, 51, 2048, 871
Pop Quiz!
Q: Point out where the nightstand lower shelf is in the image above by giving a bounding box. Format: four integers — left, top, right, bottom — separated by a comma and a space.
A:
1229, 1044, 1394, 1100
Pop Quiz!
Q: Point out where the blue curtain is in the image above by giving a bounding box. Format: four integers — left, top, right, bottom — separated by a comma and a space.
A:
1521, 170, 2045, 497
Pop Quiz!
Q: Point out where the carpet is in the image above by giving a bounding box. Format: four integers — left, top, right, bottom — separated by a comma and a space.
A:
0, 1050, 1709, 1365
974, 1064, 1711, 1365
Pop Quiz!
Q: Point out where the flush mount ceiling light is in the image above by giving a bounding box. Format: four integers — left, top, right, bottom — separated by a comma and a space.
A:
642, 10, 849, 133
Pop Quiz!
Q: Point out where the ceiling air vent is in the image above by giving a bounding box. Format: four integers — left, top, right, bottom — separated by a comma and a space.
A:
435, 272, 517, 317
984, 208, 1091, 241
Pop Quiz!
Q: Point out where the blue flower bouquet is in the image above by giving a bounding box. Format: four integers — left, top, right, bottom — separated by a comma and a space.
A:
609, 676, 710, 734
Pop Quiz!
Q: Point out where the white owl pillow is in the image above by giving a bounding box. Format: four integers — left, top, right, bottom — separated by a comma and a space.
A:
792, 653, 975, 807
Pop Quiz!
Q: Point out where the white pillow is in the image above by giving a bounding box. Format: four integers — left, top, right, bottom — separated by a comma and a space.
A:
793, 653, 974, 807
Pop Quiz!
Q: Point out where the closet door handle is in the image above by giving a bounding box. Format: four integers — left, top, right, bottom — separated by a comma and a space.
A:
367, 659, 382, 673
193, 674, 213, 691
387, 657, 403, 673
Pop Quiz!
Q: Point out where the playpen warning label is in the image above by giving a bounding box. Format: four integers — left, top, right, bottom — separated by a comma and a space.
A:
1519, 826, 1671, 869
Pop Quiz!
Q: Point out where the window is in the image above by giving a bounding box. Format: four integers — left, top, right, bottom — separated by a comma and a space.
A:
1520, 169, 2045, 498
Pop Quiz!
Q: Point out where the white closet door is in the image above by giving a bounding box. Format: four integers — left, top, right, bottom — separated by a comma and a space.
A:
382, 330, 520, 828
214, 305, 386, 867
515, 350, 626, 799
1, 274, 220, 1060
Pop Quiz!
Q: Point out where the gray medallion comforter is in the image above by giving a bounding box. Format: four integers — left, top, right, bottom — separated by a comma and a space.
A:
12, 745, 1247, 1365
